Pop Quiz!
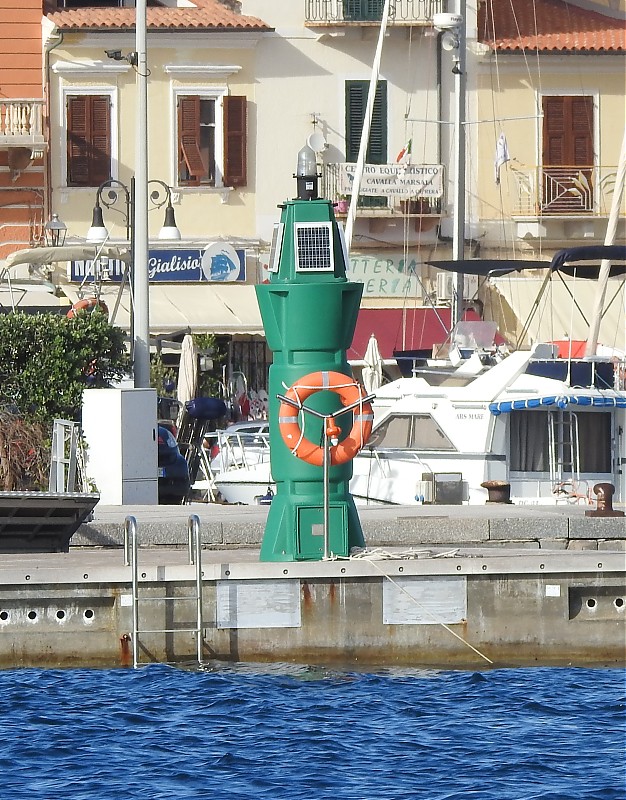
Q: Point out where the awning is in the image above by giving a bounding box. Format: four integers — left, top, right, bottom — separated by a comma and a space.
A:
62, 283, 264, 336
490, 394, 626, 415
491, 276, 626, 352
348, 307, 486, 361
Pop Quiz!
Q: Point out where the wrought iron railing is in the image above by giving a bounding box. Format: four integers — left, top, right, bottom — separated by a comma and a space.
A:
511, 164, 623, 216
305, 0, 443, 24
0, 100, 45, 147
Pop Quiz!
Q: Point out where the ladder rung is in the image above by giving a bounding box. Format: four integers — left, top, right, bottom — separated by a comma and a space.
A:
134, 595, 199, 602
137, 627, 200, 634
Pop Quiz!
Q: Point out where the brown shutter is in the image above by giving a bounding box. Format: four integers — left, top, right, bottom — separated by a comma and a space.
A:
67, 95, 111, 186
571, 96, 593, 166
178, 96, 206, 183
223, 95, 247, 187
67, 96, 89, 185
90, 96, 111, 185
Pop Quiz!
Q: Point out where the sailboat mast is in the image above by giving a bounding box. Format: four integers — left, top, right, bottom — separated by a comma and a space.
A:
451, 0, 467, 327
585, 127, 626, 356
344, 0, 392, 252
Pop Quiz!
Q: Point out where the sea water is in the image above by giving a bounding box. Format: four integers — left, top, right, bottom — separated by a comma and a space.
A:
0, 665, 623, 800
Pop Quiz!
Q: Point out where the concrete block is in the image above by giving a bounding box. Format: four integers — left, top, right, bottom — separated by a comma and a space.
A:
386, 517, 489, 544
567, 539, 598, 551
489, 517, 568, 541
221, 522, 264, 546
570, 516, 626, 540
597, 540, 626, 552
538, 539, 568, 550
481, 540, 540, 549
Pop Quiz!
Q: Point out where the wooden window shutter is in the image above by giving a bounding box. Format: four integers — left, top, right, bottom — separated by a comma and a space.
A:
543, 96, 593, 166
223, 95, 247, 187
345, 80, 387, 164
67, 95, 111, 186
178, 96, 206, 183
90, 96, 111, 186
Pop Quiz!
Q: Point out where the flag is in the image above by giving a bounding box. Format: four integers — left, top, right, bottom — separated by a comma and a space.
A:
396, 138, 412, 164
494, 132, 510, 184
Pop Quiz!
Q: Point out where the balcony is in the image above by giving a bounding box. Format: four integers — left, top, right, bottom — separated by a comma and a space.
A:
322, 161, 442, 231
305, 0, 443, 26
511, 164, 622, 218
0, 100, 46, 149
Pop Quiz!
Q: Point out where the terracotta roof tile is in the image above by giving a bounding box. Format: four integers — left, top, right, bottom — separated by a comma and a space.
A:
478, 0, 626, 53
48, 0, 272, 32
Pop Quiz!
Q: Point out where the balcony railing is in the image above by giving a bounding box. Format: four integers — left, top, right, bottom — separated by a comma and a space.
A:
0, 100, 45, 148
305, 0, 443, 25
511, 164, 623, 217
322, 162, 443, 216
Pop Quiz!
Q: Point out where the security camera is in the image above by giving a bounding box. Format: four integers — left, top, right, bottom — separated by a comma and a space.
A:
433, 12, 463, 32
105, 49, 123, 61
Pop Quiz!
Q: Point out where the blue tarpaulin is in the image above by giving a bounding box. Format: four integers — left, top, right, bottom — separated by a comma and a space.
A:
489, 394, 626, 415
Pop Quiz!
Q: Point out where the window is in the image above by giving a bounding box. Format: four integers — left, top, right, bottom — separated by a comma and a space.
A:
343, 0, 385, 21
66, 95, 111, 187
368, 414, 456, 451
345, 80, 387, 207
542, 96, 594, 213
177, 94, 246, 188
509, 410, 611, 473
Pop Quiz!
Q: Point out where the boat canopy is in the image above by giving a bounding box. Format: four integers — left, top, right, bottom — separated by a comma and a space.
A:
426, 245, 626, 279
489, 394, 626, 415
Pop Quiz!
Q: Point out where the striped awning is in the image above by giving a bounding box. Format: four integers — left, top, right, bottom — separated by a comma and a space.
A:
489, 394, 626, 415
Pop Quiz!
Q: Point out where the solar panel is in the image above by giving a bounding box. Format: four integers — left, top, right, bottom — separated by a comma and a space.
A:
294, 223, 334, 272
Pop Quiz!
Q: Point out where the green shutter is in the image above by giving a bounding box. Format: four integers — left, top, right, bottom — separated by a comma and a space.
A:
345, 80, 387, 164
343, 0, 384, 21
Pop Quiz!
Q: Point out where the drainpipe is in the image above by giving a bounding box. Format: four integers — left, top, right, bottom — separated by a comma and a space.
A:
43, 23, 64, 225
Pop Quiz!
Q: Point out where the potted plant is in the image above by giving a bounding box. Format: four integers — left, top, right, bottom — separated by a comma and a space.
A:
335, 195, 350, 213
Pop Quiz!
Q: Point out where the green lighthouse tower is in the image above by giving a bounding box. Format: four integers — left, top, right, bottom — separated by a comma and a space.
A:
255, 147, 371, 562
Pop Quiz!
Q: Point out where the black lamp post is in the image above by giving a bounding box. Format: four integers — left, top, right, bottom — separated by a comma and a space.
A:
86, 178, 181, 383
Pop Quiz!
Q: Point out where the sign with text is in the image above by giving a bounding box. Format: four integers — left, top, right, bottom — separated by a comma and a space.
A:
347, 254, 423, 297
339, 163, 444, 198
70, 245, 246, 283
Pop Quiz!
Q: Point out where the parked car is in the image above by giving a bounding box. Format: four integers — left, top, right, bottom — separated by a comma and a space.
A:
206, 420, 270, 474
157, 424, 190, 504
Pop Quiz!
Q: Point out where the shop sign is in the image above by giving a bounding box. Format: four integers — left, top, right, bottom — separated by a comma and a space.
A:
339, 163, 443, 197
70, 244, 246, 283
347, 255, 423, 297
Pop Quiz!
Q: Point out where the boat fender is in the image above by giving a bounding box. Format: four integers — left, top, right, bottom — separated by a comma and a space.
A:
278, 370, 373, 466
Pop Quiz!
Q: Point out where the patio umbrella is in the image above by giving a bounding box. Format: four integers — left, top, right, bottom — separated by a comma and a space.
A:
176, 333, 198, 418
362, 333, 383, 394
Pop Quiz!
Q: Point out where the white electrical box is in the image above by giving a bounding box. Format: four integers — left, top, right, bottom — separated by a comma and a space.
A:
436, 272, 479, 301
82, 388, 158, 505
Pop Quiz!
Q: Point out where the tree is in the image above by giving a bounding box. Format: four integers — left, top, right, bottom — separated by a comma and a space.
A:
0, 311, 130, 490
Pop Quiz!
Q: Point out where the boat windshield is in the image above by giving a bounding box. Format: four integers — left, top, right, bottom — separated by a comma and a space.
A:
367, 413, 456, 451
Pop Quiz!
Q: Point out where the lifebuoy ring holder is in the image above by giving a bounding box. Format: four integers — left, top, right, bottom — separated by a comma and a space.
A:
276, 383, 375, 560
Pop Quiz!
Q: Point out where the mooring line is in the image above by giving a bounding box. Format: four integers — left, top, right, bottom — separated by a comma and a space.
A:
359, 555, 494, 665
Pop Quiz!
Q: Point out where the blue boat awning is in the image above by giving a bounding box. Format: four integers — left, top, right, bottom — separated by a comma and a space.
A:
489, 395, 626, 415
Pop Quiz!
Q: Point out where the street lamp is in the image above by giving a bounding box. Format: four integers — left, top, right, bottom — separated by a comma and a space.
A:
86, 177, 181, 385
44, 213, 67, 248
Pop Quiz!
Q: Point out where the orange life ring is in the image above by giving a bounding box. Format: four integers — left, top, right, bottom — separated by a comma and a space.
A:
278, 370, 373, 466
66, 297, 109, 319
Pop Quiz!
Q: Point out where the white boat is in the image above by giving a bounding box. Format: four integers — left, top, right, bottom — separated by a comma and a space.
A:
214, 250, 626, 508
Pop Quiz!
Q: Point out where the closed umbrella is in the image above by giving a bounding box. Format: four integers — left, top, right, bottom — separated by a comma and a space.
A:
362, 333, 383, 394
176, 333, 198, 419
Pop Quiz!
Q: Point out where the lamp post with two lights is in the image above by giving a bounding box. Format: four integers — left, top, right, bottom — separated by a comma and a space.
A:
86, 177, 181, 388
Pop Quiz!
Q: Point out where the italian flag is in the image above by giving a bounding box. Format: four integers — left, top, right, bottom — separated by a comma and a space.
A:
396, 139, 412, 164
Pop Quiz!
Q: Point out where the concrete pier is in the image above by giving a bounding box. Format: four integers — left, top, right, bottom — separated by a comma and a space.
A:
0, 503, 624, 670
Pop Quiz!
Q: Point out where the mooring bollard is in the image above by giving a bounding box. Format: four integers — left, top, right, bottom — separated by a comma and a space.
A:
481, 480, 513, 504
585, 483, 625, 517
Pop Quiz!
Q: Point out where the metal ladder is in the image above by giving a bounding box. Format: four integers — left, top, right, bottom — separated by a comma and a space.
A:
549, 410, 580, 489
124, 514, 204, 668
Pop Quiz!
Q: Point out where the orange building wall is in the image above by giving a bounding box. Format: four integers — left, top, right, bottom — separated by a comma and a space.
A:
0, 0, 45, 257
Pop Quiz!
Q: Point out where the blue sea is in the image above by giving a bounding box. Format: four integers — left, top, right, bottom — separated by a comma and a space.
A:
0, 665, 623, 800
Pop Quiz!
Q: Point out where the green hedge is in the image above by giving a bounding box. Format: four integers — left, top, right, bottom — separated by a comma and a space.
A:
0, 311, 130, 424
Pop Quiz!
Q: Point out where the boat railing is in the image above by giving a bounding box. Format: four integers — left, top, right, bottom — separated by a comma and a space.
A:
204, 430, 271, 474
